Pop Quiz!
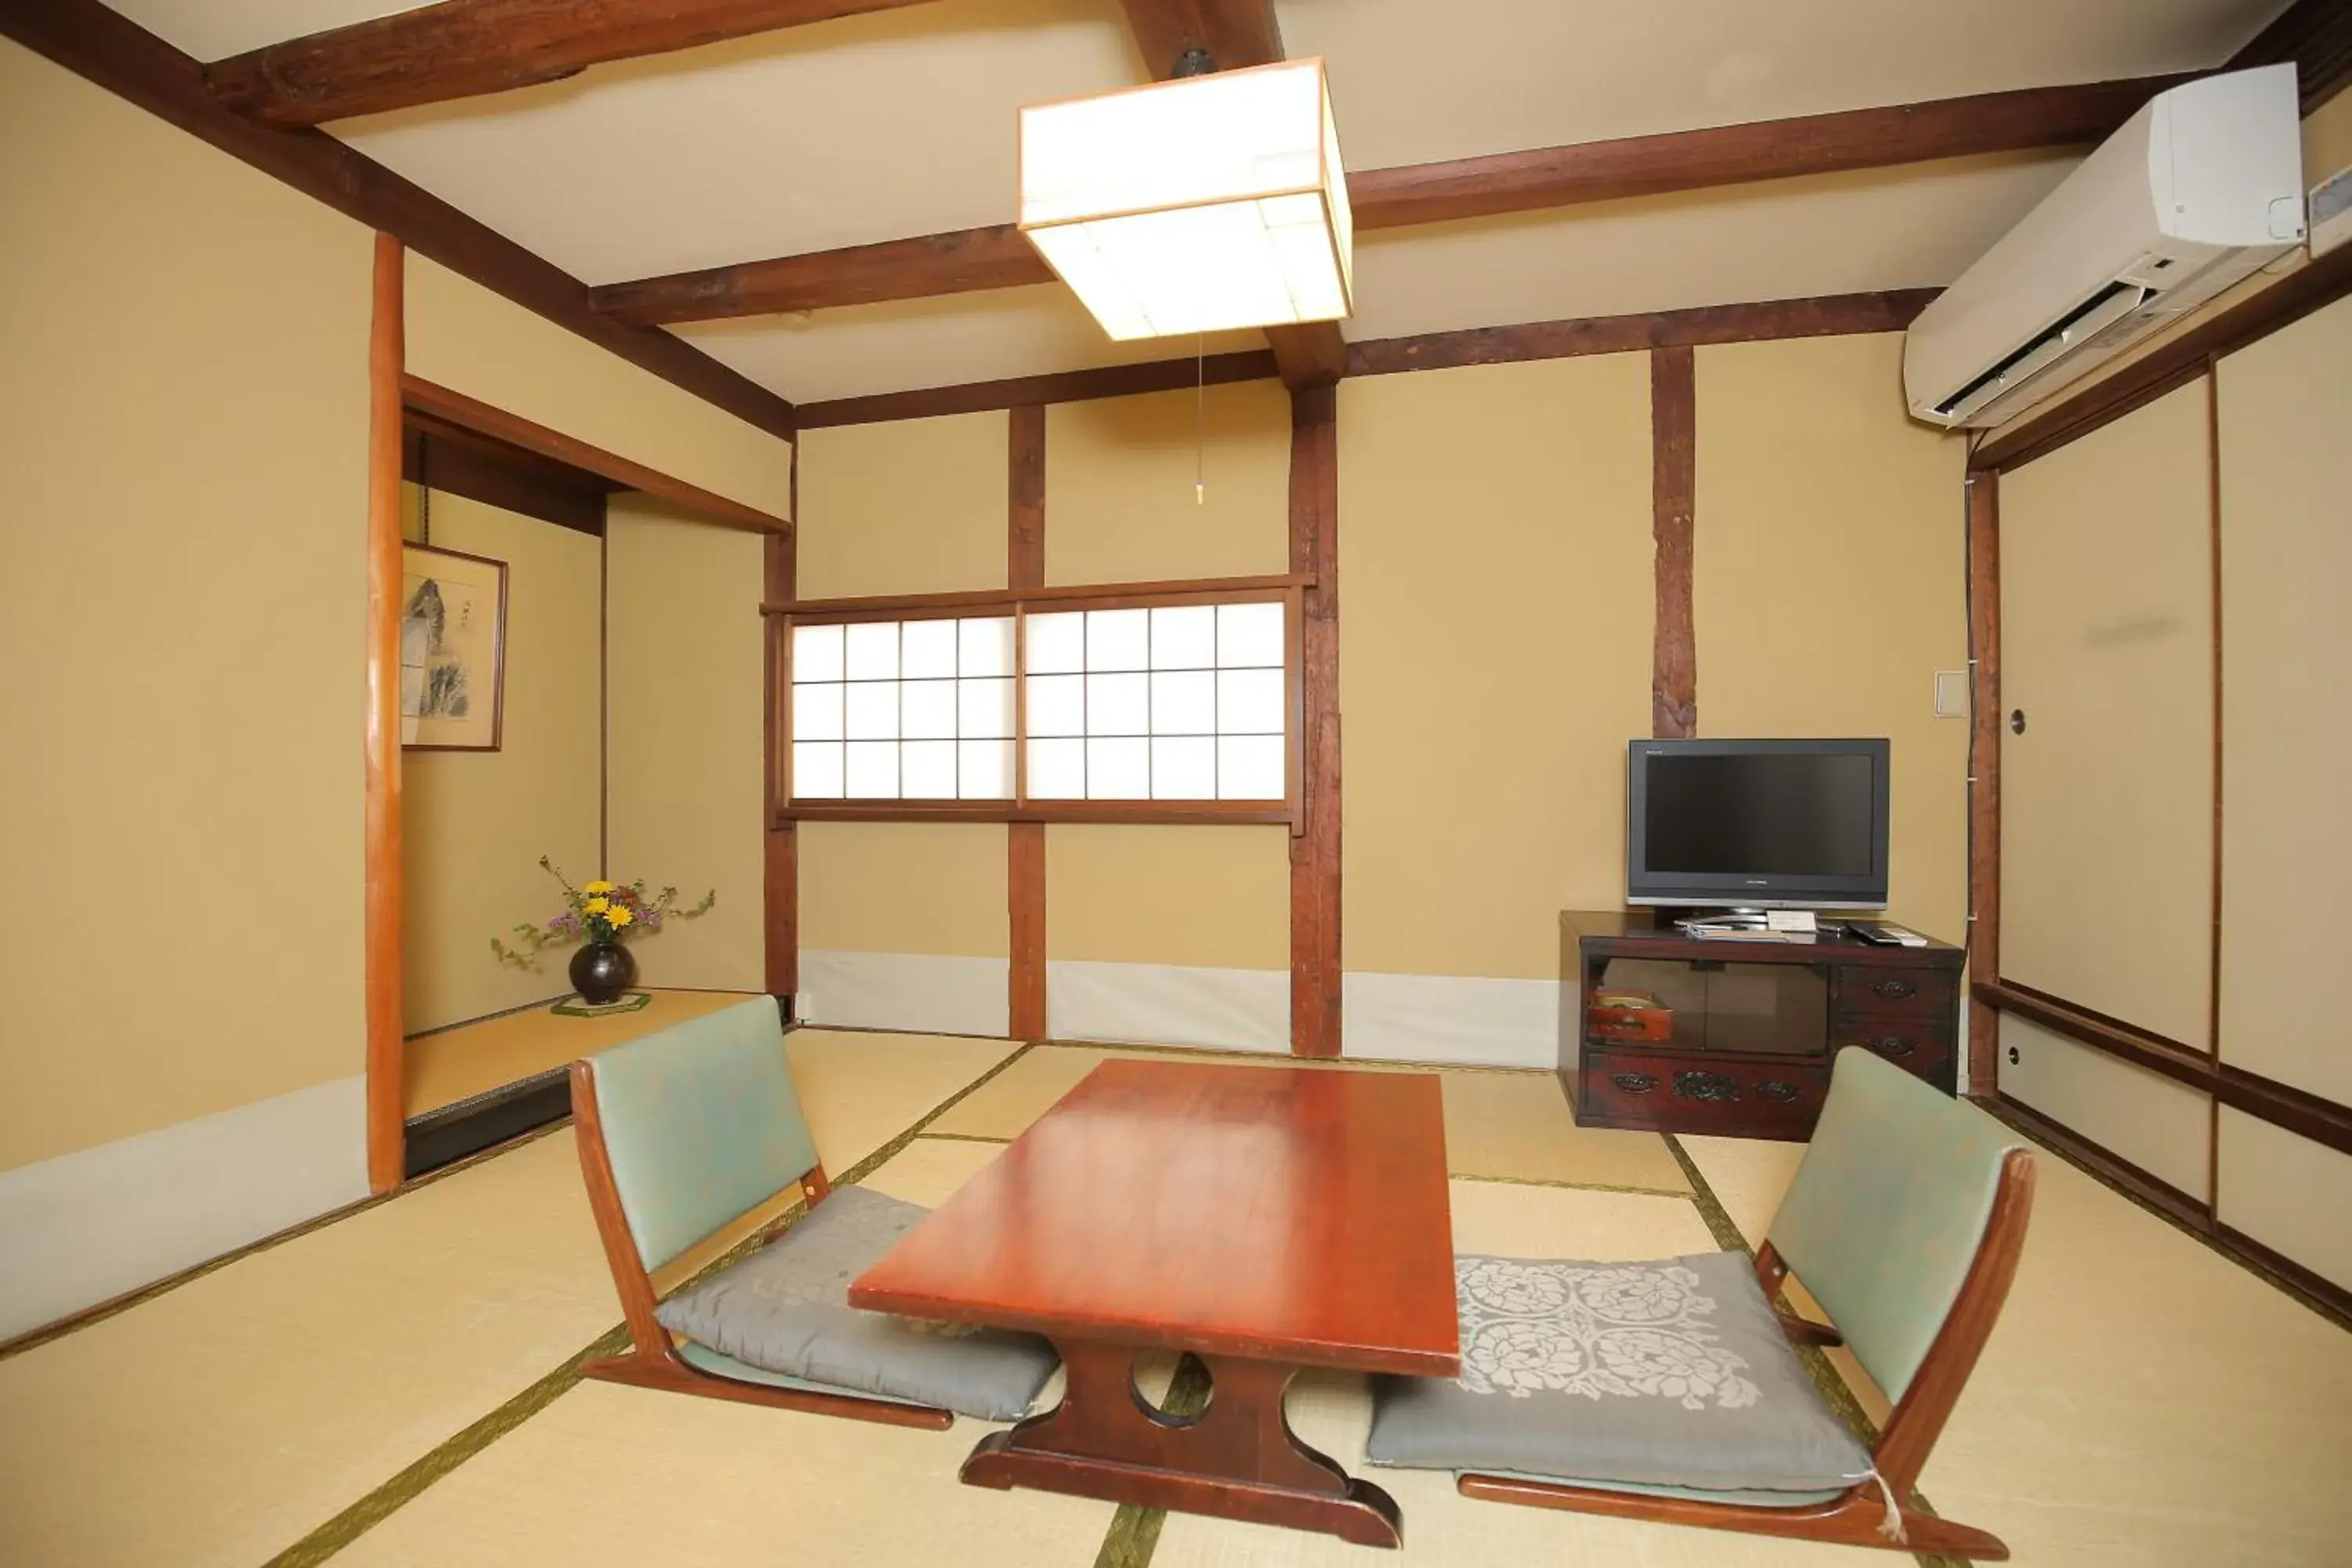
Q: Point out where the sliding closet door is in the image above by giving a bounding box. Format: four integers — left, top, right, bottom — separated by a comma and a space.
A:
1998, 381, 2215, 1195
2213, 293, 2352, 1293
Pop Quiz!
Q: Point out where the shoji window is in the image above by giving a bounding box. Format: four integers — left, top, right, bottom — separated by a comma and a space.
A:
777, 585, 1297, 823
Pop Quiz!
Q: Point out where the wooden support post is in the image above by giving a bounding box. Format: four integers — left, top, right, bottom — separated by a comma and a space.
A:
1965, 468, 2001, 1094
1650, 345, 1697, 740
763, 448, 799, 1011
1008, 405, 1049, 1040
365, 231, 406, 1193
1289, 386, 1341, 1058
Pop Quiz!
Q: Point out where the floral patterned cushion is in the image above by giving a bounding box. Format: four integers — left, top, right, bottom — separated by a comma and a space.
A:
1365, 1250, 1873, 1493
655, 1185, 1058, 1422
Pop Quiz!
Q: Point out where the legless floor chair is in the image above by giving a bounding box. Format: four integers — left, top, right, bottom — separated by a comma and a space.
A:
571, 998, 1053, 1429
1368, 1047, 2035, 1561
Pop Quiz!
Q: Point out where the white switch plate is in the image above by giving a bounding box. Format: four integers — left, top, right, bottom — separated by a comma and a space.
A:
1934, 670, 1969, 718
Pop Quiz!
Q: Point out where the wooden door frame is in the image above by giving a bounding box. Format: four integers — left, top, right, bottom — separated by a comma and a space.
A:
364, 234, 793, 1192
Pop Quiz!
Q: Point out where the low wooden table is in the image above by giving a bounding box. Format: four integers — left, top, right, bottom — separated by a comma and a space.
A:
850, 1059, 1459, 1547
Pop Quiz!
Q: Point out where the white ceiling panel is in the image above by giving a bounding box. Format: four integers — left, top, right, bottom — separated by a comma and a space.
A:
1342, 152, 2080, 343
673, 286, 1261, 405
332, 0, 1144, 282
1281, 0, 2288, 169
105, 0, 434, 61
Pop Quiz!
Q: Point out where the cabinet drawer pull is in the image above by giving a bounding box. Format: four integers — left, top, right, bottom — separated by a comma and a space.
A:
1872, 1035, 1917, 1058
1610, 1072, 1659, 1094
1673, 1070, 1740, 1103
1870, 977, 1919, 1000
1757, 1080, 1800, 1104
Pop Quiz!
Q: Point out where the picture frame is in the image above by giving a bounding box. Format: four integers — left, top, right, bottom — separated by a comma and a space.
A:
400, 543, 508, 751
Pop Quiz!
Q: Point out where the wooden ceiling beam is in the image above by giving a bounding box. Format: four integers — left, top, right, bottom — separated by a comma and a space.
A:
590, 74, 2186, 329
1265, 322, 1347, 391
206, 0, 942, 126
2227, 0, 2352, 114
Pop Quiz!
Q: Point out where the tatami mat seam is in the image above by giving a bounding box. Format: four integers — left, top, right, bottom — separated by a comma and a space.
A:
263, 1040, 1041, 1567
1448, 1171, 1690, 1199
0, 1120, 573, 1364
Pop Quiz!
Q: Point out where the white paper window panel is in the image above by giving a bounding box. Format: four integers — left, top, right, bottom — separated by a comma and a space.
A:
902, 619, 959, 680
793, 742, 844, 798
1152, 670, 1216, 734
1219, 734, 1285, 799
1087, 608, 1150, 671
1028, 738, 1086, 798
902, 739, 958, 799
1028, 612, 1085, 673
1088, 736, 1150, 799
844, 621, 901, 681
793, 623, 844, 684
1152, 736, 1216, 798
1150, 605, 1217, 670
1217, 668, 1285, 734
958, 677, 1014, 739
794, 683, 844, 741
960, 617, 1014, 677
1087, 672, 1149, 736
898, 680, 955, 740
844, 681, 899, 739
960, 740, 1014, 799
845, 741, 899, 797
1218, 601, 1284, 667
1028, 673, 1085, 737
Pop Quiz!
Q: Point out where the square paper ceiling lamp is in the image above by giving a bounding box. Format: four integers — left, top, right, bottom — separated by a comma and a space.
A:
1019, 58, 1353, 341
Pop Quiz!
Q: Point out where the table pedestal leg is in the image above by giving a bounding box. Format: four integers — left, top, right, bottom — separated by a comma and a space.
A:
960, 1339, 1403, 1548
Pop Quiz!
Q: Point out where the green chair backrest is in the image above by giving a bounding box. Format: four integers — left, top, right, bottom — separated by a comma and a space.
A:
1767, 1047, 2026, 1404
583, 997, 820, 1272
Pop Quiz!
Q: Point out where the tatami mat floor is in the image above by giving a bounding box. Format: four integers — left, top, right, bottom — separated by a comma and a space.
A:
2, 1030, 2347, 1568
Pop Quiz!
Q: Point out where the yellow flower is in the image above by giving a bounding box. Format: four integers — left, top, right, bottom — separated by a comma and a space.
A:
606, 906, 636, 928
583, 898, 611, 916
583, 880, 615, 895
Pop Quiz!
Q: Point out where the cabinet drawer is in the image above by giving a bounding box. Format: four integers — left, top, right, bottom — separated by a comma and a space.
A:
1580, 1051, 1827, 1138
1829, 1019, 1956, 1092
1832, 966, 1955, 1019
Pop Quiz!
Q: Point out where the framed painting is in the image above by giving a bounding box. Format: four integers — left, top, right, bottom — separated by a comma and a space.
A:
401, 543, 508, 750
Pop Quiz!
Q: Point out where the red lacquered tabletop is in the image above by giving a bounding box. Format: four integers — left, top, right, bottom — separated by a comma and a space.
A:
851, 1059, 1460, 1377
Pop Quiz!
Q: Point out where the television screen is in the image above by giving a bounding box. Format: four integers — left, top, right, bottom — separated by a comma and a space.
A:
1626, 739, 1889, 908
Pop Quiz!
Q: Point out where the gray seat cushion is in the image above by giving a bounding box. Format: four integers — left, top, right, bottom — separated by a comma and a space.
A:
1367, 1251, 1873, 1494
655, 1185, 1058, 1421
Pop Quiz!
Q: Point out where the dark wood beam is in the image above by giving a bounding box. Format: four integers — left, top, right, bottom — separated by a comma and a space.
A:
1649, 346, 1697, 741
206, 0, 939, 126
1965, 469, 2002, 1094
1116, 0, 1280, 78
1348, 75, 2186, 230
2227, 0, 2352, 113
1007, 405, 1048, 1044
589, 75, 2180, 329
404, 423, 613, 535
1265, 321, 1347, 391
795, 349, 1278, 427
1287, 385, 1341, 1058
1345, 290, 1940, 378
0, 0, 797, 441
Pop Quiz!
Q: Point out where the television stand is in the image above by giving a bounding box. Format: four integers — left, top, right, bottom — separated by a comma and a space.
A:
1560, 909, 1962, 1140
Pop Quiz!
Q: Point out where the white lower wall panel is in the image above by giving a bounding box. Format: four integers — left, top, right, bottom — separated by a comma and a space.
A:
0, 1074, 368, 1342
796, 949, 1009, 1038
2001, 1014, 2211, 1201
1341, 971, 1563, 1069
2216, 1107, 2352, 1294
1047, 960, 1289, 1054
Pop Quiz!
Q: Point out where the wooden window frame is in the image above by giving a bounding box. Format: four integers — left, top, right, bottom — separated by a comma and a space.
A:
766, 573, 1309, 829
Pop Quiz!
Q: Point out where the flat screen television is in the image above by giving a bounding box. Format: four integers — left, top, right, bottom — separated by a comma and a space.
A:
1626, 739, 1890, 909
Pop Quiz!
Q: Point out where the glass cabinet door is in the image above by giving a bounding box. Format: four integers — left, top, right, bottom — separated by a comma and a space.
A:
1588, 957, 1828, 1056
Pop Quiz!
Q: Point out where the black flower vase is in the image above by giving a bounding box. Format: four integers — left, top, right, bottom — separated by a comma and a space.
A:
569, 941, 637, 1007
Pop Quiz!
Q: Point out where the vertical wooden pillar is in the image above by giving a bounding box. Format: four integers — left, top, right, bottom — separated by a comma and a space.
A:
1007, 405, 1049, 1041
1650, 345, 1697, 740
1965, 466, 2002, 1095
763, 446, 799, 1010
364, 232, 406, 1193
1289, 386, 1342, 1058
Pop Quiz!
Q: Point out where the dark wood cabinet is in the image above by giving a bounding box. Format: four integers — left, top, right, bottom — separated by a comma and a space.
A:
1561, 910, 1962, 1139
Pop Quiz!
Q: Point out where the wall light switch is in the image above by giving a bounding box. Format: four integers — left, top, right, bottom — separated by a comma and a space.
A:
1934, 670, 1969, 718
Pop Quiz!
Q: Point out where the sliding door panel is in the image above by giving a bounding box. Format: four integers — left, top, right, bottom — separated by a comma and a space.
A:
1998, 381, 2213, 1049
2002, 1016, 2212, 1202
2216, 1107, 2352, 1293
2216, 295, 2352, 1105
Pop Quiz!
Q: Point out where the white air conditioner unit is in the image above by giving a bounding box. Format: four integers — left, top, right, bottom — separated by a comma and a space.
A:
1905, 65, 2306, 429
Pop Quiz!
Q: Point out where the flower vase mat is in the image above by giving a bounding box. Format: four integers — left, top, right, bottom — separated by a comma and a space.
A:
552, 992, 653, 1018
